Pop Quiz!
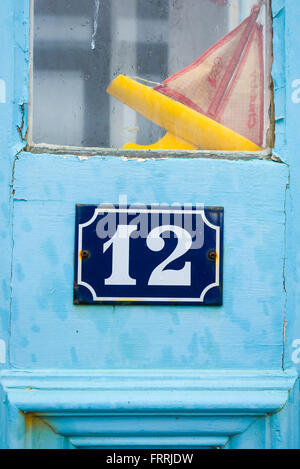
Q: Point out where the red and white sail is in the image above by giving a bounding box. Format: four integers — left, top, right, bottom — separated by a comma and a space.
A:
154, 3, 264, 146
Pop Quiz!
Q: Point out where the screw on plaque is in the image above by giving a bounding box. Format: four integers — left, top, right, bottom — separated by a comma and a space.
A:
207, 249, 216, 261
81, 250, 90, 260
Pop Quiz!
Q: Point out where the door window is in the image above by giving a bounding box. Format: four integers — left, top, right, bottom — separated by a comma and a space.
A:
31, 0, 272, 151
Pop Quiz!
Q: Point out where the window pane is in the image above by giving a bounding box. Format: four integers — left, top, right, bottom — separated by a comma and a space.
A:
32, 0, 271, 151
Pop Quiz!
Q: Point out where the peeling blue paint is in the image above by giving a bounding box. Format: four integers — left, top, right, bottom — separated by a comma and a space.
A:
0, 0, 300, 449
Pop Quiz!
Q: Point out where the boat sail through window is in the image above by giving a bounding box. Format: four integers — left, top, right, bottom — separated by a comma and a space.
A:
32, 0, 271, 150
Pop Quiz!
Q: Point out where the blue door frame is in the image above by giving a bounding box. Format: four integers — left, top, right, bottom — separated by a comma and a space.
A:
0, 0, 300, 449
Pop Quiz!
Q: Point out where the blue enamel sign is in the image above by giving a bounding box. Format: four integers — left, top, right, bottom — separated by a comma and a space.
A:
74, 205, 223, 305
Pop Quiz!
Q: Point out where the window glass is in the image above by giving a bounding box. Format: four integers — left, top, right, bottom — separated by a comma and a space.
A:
32, 0, 271, 151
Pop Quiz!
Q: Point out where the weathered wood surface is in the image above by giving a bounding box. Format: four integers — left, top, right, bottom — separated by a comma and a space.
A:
11, 152, 288, 370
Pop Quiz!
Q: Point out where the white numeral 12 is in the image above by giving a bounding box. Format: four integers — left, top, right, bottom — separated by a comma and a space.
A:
103, 224, 192, 287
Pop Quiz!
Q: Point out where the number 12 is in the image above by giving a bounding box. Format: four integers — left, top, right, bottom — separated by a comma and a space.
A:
103, 225, 192, 286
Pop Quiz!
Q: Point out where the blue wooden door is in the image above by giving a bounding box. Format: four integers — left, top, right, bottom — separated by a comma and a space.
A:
0, 0, 300, 449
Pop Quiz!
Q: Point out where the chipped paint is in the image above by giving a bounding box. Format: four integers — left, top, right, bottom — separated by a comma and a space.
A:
0, 79, 6, 103
0, 339, 6, 364
291, 79, 300, 103
291, 339, 300, 364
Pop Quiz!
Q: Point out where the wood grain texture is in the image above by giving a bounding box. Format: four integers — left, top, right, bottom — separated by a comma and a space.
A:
10, 152, 288, 370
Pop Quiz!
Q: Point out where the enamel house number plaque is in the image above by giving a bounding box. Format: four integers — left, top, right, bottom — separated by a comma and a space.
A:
74, 205, 223, 305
